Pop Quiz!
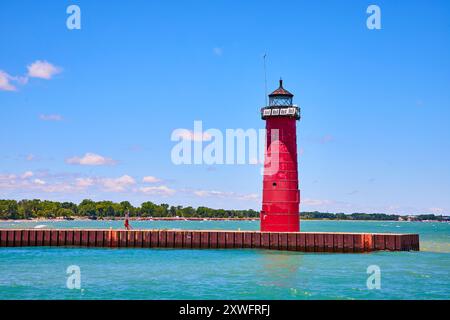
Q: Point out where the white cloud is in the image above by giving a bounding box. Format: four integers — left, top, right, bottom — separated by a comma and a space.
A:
0, 71, 17, 91
1, 60, 60, 92
194, 190, 227, 197
140, 185, 175, 196
142, 176, 161, 183
302, 198, 334, 206
192, 189, 259, 201
75, 178, 94, 188
66, 153, 116, 166
21, 171, 34, 179
0, 174, 17, 189
101, 175, 136, 192
39, 184, 78, 193
0, 171, 139, 194
27, 60, 62, 79
39, 114, 63, 121
236, 193, 259, 201
33, 178, 46, 185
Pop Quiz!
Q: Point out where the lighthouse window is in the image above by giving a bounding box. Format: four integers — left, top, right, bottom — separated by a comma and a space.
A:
269, 96, 292, 106
272, 182, 277, 187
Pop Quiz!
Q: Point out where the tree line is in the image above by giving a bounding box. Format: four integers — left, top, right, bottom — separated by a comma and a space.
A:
0, 199, 259, 219
0, 199, 447, 221
301, 211, 448, 221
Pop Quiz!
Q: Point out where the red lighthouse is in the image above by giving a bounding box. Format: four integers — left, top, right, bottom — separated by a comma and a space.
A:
260, 79, 301, 232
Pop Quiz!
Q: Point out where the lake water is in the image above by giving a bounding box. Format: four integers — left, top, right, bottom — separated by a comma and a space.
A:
0, 220, 449, 299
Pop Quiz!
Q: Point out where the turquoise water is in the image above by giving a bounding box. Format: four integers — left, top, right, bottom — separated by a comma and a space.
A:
0, 220, 449, 299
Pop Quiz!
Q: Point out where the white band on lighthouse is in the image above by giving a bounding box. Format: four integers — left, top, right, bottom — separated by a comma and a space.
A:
260, 106, 301, 120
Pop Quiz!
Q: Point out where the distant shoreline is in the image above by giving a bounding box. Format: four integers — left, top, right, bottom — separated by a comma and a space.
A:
1, 217, 448, 223
1, 217, 258, 222
2, 199, 448, 222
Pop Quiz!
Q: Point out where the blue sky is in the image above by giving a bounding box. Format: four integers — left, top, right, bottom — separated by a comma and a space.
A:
1, 0, 449, 214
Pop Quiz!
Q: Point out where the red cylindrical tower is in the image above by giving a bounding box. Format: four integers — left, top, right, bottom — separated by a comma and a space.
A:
260, 80, 301, 232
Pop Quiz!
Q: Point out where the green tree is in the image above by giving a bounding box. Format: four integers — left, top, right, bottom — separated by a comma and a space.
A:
141, 201, 157, 217
0, 200, 19, 219
57, 208, 74, 218
181, 206, 195, 217
78, 199, 97, 218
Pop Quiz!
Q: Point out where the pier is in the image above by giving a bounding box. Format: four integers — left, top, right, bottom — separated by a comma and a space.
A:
0, 229, 419, 252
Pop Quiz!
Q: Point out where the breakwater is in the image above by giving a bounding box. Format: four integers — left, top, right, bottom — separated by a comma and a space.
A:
0, 229, 419, 252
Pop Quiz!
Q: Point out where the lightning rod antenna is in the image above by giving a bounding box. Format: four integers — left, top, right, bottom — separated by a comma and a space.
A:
263, 53, 268, 106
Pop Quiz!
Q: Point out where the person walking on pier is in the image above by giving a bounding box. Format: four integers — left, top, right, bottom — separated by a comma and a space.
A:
124, 210, 132, 230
